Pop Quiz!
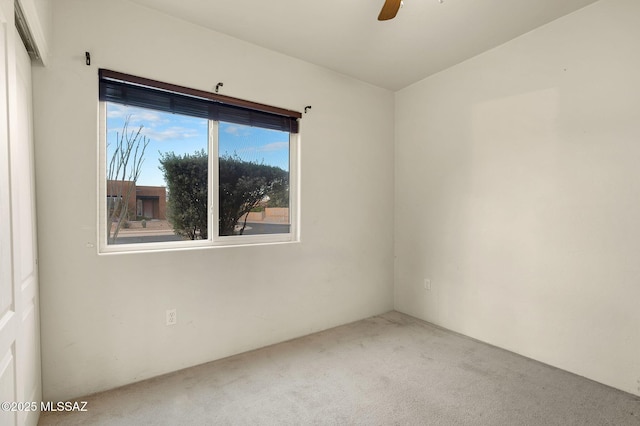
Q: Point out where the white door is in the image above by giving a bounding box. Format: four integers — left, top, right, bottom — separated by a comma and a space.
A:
0, 2, 42, 425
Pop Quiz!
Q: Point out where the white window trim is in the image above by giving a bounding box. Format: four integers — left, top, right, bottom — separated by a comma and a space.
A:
97, 102, 300, 255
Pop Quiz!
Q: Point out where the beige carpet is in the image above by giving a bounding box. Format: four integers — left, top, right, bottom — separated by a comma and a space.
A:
39, 311, 639, 425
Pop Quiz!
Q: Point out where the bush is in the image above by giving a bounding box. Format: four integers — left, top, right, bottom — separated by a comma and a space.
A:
218, 155, 287, 235
159, 151, 288, 238
159, 150, 208, 240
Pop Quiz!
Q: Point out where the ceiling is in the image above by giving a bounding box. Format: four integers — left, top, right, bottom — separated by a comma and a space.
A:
129, 0, 600, 91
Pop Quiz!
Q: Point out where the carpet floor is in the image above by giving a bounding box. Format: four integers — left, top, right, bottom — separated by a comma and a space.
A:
39, 311, 639, 425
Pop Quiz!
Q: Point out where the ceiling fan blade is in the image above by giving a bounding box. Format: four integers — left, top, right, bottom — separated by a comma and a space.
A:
378, 0, 402, 21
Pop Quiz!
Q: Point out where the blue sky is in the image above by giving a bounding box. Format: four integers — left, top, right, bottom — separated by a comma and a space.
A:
106, 103, 290, 187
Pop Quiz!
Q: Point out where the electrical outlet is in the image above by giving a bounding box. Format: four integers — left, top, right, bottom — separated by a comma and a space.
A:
166, 309, 177, 326
423, 278, 431, 291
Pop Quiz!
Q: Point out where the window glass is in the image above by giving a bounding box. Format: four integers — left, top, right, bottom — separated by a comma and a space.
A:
105, 103, 208, 245
218, 122, 290, 237
101, 101, 296, 252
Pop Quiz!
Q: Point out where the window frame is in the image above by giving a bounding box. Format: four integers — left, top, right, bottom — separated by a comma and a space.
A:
97, 72, 300, 254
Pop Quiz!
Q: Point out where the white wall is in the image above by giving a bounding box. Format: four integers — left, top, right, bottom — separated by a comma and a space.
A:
395, 0, 640, 396
33, 0, 394, 401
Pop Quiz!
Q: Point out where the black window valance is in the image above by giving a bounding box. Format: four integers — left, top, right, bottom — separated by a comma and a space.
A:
99, 69, 300, 133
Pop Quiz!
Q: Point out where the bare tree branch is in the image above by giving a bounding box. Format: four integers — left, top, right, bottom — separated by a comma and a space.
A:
107, 115, 150, 243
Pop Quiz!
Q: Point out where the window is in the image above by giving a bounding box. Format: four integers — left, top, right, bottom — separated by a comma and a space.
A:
98, 70, 300, 253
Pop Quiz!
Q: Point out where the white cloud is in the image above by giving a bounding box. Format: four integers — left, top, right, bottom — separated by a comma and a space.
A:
107, 124, 200, 143
132, 110, 164, 123
257, 141, 288, 152
107, 104, 206, 142
140, 126, 200, 141
234, 141, 288, 155
223, 125, 239, 135
106, 104, 164, 124
106, 109, 125, 119
223, 125, 252, 137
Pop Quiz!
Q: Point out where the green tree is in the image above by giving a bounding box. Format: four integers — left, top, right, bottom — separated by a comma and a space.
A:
219, 154, 288, 236
266, 179, 289, 208
159, 151, 288, 238
159, 150, 208, 240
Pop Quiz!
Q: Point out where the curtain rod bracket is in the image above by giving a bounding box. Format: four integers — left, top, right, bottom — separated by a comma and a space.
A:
304, 106, 312, 114
215, 82, 223, 93
85, 52, 91, 66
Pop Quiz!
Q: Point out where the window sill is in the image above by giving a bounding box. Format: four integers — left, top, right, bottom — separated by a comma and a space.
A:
97, 236, 300, 256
